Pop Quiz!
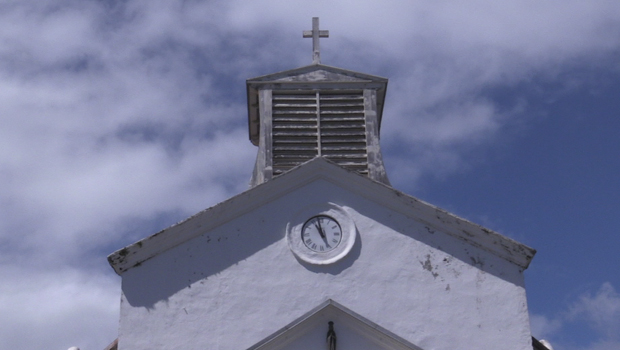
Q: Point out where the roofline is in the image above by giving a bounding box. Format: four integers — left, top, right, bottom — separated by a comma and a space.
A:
246, 63, 388, 83
246, 64, 388, 146
108, 157, 535, 275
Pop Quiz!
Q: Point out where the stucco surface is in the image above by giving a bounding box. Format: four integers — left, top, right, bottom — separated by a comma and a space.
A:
118, 178, 532, 350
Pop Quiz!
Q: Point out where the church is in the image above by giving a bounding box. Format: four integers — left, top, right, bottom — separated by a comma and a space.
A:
106, 18, 551, 350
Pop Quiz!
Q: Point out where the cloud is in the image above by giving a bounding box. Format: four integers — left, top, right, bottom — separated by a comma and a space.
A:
568, 283, 620, 341
530, 313, 562, 341
0, 266, 119, 350
530, 283, 620, 350
0, 4, 256, 347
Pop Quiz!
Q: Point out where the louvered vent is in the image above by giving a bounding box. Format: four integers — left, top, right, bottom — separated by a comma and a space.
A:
272, 90, 367, 176
272, 91, 319, 175
319, 92, 368, 174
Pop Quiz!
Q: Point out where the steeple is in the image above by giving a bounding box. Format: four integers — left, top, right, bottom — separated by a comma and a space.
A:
247, 18, 390, 187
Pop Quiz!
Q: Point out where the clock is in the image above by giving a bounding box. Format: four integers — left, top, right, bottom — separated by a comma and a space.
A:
287, 203, 356, 265
301, 215, 342, 253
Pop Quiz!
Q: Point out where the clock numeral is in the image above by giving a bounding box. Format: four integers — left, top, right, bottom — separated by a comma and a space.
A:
332, 225, 337, 229
332, 238, 338, 243
303, 232, 309, 237
312, 243, 317, 250
305, 239, 312, 245
334, 232, 340, 236
320, 245, 324, 251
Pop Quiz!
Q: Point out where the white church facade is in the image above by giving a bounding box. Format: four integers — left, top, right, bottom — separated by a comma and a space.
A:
106, 18, 548, 350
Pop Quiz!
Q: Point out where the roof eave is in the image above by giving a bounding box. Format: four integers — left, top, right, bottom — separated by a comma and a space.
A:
246, 64, 388, 146
108, 157, 535, 275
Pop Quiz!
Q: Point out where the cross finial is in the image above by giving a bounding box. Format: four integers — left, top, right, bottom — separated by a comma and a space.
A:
303, 17, 329, 64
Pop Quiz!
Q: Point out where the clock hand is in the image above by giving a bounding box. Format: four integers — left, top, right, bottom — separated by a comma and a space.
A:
314, 222, 324, 238
317, 219, 331, 248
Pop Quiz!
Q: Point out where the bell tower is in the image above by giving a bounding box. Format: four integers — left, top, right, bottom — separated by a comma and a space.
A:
107, 17, 540, 350
247, 17, 390, 187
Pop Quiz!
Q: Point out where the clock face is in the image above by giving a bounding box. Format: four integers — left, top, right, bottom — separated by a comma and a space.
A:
286, 203, 356, 265
301, 215, 342, 253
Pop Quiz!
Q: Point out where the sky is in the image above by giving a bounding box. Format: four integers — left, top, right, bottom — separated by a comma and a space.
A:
0, 1, 619, 349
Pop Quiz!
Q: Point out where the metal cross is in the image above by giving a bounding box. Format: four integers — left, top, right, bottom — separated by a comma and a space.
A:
303, 17, 329, 64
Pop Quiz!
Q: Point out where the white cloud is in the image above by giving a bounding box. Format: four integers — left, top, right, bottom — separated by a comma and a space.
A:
0, 265, 119, 350
568, 283, 620, 341
530, 283, 620, 350
529, 313, 562, 341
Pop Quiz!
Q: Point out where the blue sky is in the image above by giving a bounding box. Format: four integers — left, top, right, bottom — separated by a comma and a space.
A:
1, 1, 619, 349
412, 70, 620, 349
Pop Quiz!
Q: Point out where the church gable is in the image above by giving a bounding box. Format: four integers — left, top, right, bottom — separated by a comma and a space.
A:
108, 157, 534, 276
112, 157, 535, 349
113, 158, 534, 349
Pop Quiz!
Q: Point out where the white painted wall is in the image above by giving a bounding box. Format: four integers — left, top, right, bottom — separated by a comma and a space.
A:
118, 178, 532, 350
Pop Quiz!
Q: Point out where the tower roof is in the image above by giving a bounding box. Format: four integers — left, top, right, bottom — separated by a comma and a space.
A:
246, 64, 388, 146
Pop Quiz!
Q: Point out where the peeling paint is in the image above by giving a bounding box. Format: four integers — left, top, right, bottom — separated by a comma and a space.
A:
462, 230, 475, 238
106, 157, 536, 275
420, 254, 439, 278
116, 179, 533, 349
470, 256, 484, 268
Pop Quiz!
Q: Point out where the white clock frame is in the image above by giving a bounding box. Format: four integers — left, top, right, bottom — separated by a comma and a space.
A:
286, 203, 357, 265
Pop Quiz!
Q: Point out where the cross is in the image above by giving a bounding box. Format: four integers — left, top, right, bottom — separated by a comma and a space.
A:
303, 17, 329, 64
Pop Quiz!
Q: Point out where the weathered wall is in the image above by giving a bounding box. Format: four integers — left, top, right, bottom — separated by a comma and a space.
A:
118, 178, 532, 350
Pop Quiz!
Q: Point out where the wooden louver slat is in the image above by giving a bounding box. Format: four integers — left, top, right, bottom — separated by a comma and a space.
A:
319, 93, 368, 174
272, 91, 368, 176
272, 91, 318, 175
